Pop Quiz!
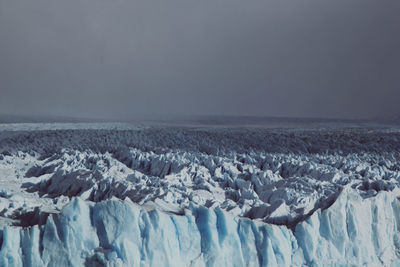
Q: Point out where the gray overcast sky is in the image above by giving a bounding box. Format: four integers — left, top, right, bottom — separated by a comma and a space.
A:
0, 0, 399, 120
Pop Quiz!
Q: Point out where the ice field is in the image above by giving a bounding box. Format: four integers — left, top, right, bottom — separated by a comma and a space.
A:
0, 121, 400, 266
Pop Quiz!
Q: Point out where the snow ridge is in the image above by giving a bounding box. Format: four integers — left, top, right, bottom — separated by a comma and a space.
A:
16, 146, 400, 227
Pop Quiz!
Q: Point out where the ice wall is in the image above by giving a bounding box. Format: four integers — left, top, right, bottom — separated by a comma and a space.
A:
1, 187, 400, 267
295, 187, 400, 266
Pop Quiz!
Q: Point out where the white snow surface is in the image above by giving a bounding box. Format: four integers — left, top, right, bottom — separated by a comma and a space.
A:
0, 122, 400, 266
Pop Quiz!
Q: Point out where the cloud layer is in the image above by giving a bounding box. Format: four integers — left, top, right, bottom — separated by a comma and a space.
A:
0, 0, 399, 120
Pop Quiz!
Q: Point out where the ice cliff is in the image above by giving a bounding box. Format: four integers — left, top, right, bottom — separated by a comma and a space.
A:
1, 186, 399, 267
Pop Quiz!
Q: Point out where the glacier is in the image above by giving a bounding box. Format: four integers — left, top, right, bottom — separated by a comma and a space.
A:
1, 122, 400, 266
1, 187, 400, 266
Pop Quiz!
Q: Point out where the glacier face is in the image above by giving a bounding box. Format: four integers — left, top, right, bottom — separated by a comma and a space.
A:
1, 123, 400, 266
1, 187, 400, 267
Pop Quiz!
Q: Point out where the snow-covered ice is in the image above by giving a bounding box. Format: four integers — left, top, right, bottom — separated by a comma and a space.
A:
0, 122, 400, 266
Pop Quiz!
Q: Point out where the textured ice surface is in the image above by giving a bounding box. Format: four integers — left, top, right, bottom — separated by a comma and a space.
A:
1, 123, 400, 266
1, 188, 400, 266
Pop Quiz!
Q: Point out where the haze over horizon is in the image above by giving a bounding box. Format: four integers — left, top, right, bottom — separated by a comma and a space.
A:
1, 0, 399, 121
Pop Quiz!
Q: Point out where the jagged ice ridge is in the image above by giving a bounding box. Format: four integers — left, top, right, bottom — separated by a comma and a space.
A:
0, 123, 400, 266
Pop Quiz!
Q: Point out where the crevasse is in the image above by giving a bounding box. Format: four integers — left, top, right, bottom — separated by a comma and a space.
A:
1, 187, 400, 267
